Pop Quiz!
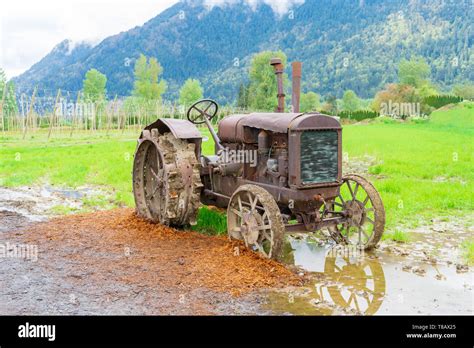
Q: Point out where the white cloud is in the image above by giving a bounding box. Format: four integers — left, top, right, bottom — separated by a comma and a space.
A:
0, 0, 178, 79
203, 0, 305, 15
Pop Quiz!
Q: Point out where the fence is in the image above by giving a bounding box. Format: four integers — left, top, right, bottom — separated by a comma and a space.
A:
0, 88, 249, 139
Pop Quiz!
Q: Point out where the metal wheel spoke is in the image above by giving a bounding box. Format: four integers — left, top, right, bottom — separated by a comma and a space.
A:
353, 295, 361, 312
347, 293, 355, 306
260, 230, 272, 242
363, 195, 370, 206
257, 224, 271, 231
150, 167, 162, 180
230, 207, 242, 217
246, 193, 254, 209
252, 242, 265, 256
353, 183, 360, 199
251, 195, 258, 211
366, 217, 375, 225
338, 194, 345, 204
360, 226, 370, 240
146, 185, 160, 200
237, 196, 243, 212
364, 287, 375, 294
346, 181, 355, 200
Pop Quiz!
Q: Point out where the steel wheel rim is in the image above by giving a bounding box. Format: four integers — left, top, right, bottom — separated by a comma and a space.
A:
228, 191, 274, 258
143, 142, 166, 221
333, 178, 377, 248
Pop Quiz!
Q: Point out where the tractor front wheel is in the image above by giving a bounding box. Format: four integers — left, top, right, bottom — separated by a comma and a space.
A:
227, 184, 285, 260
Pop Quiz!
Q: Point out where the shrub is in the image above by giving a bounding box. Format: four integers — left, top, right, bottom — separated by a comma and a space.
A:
423, 95, 463, 109
338, 110, 379, 121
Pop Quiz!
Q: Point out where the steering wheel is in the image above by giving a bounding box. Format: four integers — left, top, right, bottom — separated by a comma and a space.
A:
187, 99, 219, 125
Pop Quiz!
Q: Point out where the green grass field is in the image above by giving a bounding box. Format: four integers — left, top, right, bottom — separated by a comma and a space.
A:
0, 102, 472, 245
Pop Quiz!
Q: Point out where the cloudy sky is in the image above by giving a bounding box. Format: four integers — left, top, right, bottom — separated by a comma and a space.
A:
0, 0, 178, 79
0, 0, 304, 80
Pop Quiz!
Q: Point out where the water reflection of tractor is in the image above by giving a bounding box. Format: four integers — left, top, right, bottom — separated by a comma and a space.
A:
273, 242, 386, 315
132, 58, 385, 260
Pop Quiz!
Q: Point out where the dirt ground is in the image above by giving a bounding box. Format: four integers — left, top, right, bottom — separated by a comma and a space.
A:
0, 208, 304, 315
0, 186, 471, 315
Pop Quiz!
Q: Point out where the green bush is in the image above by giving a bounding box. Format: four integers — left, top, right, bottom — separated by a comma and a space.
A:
338, 110, 379, 121
423, 95, 463, 109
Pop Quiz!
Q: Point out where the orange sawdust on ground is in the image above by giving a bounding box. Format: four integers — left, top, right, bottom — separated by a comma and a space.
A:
23, 208, 302, 296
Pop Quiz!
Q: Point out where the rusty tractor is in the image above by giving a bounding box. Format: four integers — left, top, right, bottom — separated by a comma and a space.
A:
133, 58, 385, 260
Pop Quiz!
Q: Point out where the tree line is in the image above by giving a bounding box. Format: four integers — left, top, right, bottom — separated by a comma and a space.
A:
1, 49, 473, 132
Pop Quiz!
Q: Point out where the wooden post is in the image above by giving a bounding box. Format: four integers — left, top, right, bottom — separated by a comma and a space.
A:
70, 91, 81, 137
22, 87, 37, 140
107, 95, 117, 136
0, 82, 7, 133
48, 89, 61, 140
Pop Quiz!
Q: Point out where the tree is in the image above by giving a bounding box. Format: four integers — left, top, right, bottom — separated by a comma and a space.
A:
452, 83, 474, 100
179, 79, 203, 106
132, 54, 167, 101
83, 69, 107, 102
341, 90, 360, 112
372, 83, 427, 117
398, 56, 431, 88
248, 50, 288, 111
417, 82, 438, 99
300, 91, 320, 112
321, 95, 338, 115
237, 83, 250, 109
0, 68, 18, 118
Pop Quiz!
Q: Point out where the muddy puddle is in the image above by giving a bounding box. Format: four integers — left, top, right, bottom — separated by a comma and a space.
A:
0, 186, 105, 222
265, 237, 473, 315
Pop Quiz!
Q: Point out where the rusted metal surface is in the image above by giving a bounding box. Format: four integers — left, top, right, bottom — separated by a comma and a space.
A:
144, 118, 202, 139
289, 113, 341, 131
270, 58, 285, 113
133, 57, 386, 260
239, 113, 303, 133
133, 131, 202, 226
291, 62, 302, 113
217, 114, 247, 143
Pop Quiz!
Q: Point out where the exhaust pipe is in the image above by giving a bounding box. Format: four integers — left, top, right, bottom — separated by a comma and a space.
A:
270, 58, 285, 113
292, 62, 302, 113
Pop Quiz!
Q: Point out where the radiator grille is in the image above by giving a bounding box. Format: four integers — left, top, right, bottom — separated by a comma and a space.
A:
300, 131, 338, 184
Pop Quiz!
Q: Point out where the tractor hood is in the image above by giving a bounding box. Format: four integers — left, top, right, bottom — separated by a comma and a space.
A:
218, 112, 341, 143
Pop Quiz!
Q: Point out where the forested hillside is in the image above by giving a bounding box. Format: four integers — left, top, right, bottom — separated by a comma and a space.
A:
12, 0, 473, 103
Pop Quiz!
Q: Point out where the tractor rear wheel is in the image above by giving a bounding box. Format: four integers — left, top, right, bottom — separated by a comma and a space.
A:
227, 184, 285, 260
133, 130, 202, 226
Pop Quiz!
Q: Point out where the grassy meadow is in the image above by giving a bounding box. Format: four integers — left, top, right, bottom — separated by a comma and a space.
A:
0, 102, 472, 253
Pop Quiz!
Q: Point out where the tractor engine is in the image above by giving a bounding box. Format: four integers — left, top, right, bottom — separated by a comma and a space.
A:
210, 111, 342, 216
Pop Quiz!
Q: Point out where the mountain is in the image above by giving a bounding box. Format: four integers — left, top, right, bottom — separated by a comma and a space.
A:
12, 0, 474, 103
